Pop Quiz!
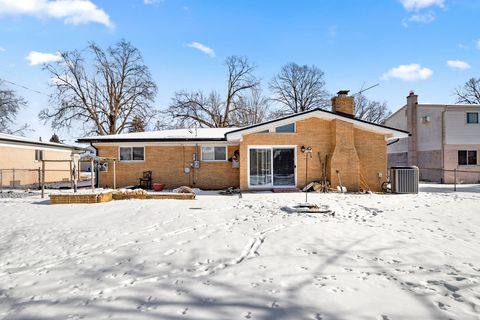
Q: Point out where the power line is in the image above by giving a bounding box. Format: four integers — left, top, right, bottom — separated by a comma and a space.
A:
0, 77, 51, 97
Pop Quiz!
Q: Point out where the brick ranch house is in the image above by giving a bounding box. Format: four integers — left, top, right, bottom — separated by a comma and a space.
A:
78, 91, 409, 192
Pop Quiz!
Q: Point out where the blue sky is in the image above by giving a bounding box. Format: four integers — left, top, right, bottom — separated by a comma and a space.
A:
0, 0, 479, 141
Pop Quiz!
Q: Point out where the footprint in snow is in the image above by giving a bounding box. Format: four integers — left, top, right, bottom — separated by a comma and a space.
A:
164, 249, 177, 256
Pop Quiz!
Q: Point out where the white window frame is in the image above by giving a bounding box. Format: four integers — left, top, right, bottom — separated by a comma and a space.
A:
247, 145, 297, 189
275, 123, 296, 133
201, 146, 228, 162
118, 146, 145, 162
35, 149, 44, 161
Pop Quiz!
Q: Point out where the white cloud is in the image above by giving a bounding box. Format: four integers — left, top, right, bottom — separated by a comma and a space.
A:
382, 64, 433, 81
0, 46, 6, 52
400, 0, 445, 11
187, 42, 215, 57
447, 60, 471, 70
402, 12, 435, 27
477, 39, 480, 50
25, 51, 61, 66
144, 0, 160, 4
0, 0, 112, 28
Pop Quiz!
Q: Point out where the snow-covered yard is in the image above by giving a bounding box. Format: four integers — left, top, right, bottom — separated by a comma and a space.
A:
1, 184, 479, 320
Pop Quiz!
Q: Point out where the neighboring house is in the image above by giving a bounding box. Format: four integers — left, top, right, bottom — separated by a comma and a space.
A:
385, 91, 480, 183
78, 91, 408, 192
0, 133, 83, 187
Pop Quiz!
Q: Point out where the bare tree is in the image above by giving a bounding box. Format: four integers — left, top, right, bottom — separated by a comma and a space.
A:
269, 63, 330, 114
230, 88, 271, 127
455, 78, 480, 104
166, 56, 259, 128
0, 80, 29, 135
354, 93, 391, 124
40, 40, 157, 135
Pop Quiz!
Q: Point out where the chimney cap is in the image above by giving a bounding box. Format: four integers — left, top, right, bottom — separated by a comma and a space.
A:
337, 90, 350, 96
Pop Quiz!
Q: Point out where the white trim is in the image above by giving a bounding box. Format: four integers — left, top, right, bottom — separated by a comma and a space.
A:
93, 141, 239, 147
118, 146, 145, 162
247, 145, 297, 189
201, 145, 228, 162
0, 142, 74, 153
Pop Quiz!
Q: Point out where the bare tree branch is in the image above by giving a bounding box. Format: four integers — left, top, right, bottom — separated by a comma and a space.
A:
40, 39, 157, 135
166, 55, 261, 128
455, 78, 480, 104
354, 93, 391, 124
0, 80, 30, 135
269, 63, 330, 115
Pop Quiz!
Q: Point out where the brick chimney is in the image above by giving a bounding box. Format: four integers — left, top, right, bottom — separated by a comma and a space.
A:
332, 90, 355, 117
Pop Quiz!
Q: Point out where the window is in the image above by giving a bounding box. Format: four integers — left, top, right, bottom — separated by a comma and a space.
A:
202, 146, 227, 161
275, 123, 295, 133
119, 147, 144, 161
458, 150, 477, 165
257, 129, 270, 134
35, 150, 43, 161
466, 112, 479, 124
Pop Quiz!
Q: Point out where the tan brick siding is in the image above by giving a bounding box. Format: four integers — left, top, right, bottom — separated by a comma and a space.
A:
239, 117, 387, 192
0, 145, 73, 186
97, 145, 239, 190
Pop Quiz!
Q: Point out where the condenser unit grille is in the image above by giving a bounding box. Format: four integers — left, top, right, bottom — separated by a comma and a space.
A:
391, 166, 419, 194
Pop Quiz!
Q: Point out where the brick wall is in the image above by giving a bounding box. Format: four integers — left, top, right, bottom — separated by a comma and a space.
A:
97, 145, 239, 189
239, 117, 387, 192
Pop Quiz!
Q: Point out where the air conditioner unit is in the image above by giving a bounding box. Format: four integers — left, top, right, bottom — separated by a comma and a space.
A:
390, 166, 419, 194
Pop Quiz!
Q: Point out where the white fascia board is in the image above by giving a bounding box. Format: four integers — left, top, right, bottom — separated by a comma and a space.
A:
92, 141, 240, 148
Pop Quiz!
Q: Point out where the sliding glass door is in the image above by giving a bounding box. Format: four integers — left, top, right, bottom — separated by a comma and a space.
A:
249, 147, 295, 188
249, 148, 272, 187
273, 148, 295, 186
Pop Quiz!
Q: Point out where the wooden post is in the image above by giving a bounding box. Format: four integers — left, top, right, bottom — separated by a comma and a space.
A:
12, 168, 15, 189
38, 167, 41, 190
41, 160, 45, 198
90, 158, 94, 191
69, 160, 73, 190
113, 160, 116, 190
0, 169, 3, 192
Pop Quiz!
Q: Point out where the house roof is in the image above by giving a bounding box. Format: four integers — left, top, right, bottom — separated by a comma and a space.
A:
225, 108, 409, 140
77, 128, 238, 143
77, 109, 409, 144
0, 132, 84, 151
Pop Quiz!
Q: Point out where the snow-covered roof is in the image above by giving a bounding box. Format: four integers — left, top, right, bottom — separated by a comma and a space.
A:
0, 132, 83, 150
78, 128, 238, 143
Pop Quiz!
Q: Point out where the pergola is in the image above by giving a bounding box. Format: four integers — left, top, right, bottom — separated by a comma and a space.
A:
40, 155, 117, 198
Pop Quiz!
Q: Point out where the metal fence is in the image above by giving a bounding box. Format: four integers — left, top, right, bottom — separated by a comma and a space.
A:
416, 167, 480, 192
0, 168, 90, 191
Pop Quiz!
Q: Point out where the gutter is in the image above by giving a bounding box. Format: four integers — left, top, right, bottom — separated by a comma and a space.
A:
387, 138, 400, 146
0, 137, 84, 151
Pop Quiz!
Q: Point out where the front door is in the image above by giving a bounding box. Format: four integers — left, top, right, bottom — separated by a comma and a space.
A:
249, 147, 296, 188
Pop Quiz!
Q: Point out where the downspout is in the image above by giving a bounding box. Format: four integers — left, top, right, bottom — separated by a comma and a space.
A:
441, 106, 446, 184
